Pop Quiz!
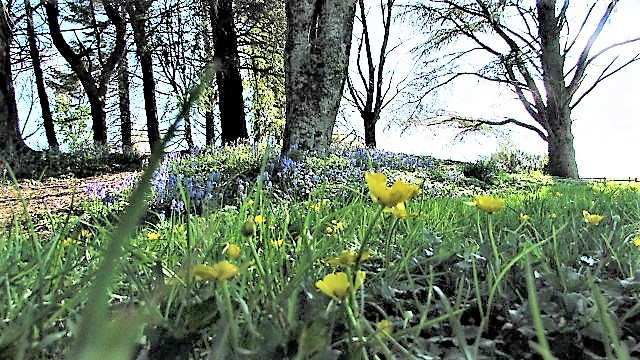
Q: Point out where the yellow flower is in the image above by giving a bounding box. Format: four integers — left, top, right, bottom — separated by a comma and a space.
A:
467, 195, 504, 214
270, 239, 284, 248
332, 221, 345, 231
254, 214, 266, 224
633, 237, 640, 247
550, 213, 558, 219
315, 271, 366, 300
325, 226, 334, 234
384, 202, 407, 219
310, 203, 321, 212
80, 230, 92, 240
193, 261, 240, 281
583, 210, 604, 225
519, 213, 530, 222
321, 199, 330, 206
225, 244, 241, 259
555, 192, 563, 197
376, 319, 394, 336
365, 173, 420, 208
172, 224, 185, 234
147, 232, 160, 241
247, 199, 255, 206
62, 237, 79, 247
325, 249, 371, 266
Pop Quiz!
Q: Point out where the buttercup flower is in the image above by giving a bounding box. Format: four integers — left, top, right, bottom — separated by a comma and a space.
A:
254, 214, 266, 224
325, 249, 371, 266
270, 239, 284, 248
193, 261, 240, 281
325, 226, 334, 234
62, 237, 79, 247
247, 199, 255, 206
550, 213, 558, 219
225, 244, 241, 259
80, 230, 92, 240
332, 221, 345, 231
315, 271, 366, 300
519, 213, 530, 222
384, 202, 407, 219
467, 195, 504, 214
365, 173, 420, 208
633, 237, 640, 247
147, 232, 161, 241
583, 210, 604, 225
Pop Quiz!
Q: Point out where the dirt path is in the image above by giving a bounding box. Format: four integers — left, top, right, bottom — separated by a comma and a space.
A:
0, 171, 139, 224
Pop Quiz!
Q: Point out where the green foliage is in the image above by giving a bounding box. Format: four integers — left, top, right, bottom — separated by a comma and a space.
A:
52, 94, 92, 152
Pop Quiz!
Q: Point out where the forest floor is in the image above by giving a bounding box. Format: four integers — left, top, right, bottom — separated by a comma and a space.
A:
0, 171, 139, 225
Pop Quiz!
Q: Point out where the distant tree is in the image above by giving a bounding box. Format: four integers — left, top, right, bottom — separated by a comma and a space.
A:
43, 0, 127, 145
117, 52, 132, 153
24, 0, 58, 151
281, 0, 357, 154
345, 0, 408, 148
411, 1, 640, 178
236, 0, 286, 144
126, 0, 161, 149
211, 0, 248, 144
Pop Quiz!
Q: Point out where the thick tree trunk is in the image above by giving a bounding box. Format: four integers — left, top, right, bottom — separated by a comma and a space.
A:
547, 118, 579, 179
44, 0, 126, 146
281, 0, 357, 154
212, 0, 247, 144
129, 0, 160, 149
25, 0, 58, 151
118, 55, 132, 153
538, 0, 579, 178
1, 2, 35, 168
1, 3, 26, 152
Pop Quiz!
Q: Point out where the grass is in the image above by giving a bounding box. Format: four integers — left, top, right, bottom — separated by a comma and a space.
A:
2, 142, 640, 359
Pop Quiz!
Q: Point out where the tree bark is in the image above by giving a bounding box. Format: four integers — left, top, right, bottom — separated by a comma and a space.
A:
363, 112, 377, 148
127, 0, 160, 149
25, 0, 58, 151
118, 54, 132, 153
0, 2, 34, 163
212, 0, 248, 144
281, 0, 357, 154
44, 0, 126, 145
538, 0, 579, 178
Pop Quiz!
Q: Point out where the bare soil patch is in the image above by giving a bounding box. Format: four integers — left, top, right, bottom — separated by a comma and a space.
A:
0, 171, 139, 224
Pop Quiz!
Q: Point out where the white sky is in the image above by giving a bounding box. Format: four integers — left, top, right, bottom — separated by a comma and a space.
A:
347, 1, 640, 179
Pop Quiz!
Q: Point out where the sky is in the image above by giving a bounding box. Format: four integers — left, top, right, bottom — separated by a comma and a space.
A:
345, 0, 640, 179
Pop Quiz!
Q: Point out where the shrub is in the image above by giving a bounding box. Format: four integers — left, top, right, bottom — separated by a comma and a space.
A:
489, 146, 548, 173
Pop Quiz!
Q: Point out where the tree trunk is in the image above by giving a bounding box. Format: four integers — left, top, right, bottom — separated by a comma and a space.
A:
547, 118, 579, 179
281, 0, 357, 154
118, 54, 132, 153
212, 0, 247, 144
363, 112, 377, 148
128, 0, 160, 149
0, 2, 34, 162
538, 0, 579, 178
25, 0, 58, 151
44, 0, 126, 146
